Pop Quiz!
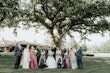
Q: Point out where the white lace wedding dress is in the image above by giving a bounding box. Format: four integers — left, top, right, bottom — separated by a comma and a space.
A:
46, 50, 57, 68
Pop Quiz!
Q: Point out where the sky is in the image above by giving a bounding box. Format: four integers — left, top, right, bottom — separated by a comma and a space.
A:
0, 27, 110, 48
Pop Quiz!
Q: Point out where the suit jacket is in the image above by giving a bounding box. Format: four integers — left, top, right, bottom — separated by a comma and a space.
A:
14, 45, 22, 57
45, 49, 48, 57
62, 48, 66, 54
52, 47, 56, 53
76, 48, 82, 59
35, 48, 41, 57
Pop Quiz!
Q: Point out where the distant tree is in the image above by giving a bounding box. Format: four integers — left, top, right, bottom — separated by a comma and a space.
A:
81, 44, 87, 51
0, 0, 110, 48
64, 37, 78, 49
89, 44, 99, 52
99, 40, 110, 52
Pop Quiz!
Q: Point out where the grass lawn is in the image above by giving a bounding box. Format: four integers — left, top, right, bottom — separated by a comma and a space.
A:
0, 55, 110, 73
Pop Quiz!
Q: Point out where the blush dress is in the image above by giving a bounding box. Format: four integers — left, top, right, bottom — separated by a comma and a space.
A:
29, 50, 39, 69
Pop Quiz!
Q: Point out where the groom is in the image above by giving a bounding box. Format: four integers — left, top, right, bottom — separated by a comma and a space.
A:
14, 43, 22, 69
76, 45, 83, 69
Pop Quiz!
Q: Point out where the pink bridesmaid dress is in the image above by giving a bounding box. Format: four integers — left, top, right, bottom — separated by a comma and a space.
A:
64, 55, 70, 69
30, 51, 38, 69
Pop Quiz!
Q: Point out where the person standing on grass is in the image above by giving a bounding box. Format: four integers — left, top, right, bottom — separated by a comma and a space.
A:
63, 50, 70, 69
56, 47, 63, 68
35, 46, 41, 65
39, 47, 47, 69
61, 48, 66, 58
14, 43, 22, 69
75, 45, 83, 69
52, 47, 56, 59
22, 45, 30, 69
46, 47, 57, 68
29, 46, 39, 69
69, 48, 77, 69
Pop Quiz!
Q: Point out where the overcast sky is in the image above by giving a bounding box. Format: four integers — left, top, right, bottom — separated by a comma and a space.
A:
0, 27, 110, 48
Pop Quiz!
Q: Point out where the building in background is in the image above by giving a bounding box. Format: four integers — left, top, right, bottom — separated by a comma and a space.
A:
0, 38, 52, 52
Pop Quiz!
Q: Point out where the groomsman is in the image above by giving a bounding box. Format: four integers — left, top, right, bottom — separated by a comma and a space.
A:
75, 45, 83, 69
44, 47, 48, 59
39, 54, 47, 69
52, 47, 56, 59
61, 48, 66, 58
35, 46, 41, 64
14, 43, 22, 69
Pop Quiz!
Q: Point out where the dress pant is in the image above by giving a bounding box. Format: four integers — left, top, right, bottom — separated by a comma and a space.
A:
14, 55, 21, 69
77, 58, 83, 69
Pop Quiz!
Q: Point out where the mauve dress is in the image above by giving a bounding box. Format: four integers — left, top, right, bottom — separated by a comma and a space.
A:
30, 51, 38, 69
64, 55, 70, 69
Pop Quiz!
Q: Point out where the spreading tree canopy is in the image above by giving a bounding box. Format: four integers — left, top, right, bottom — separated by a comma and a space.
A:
0, 0, 110, 48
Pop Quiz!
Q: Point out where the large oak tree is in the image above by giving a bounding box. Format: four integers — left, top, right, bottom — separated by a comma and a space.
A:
0, 0, 110, 48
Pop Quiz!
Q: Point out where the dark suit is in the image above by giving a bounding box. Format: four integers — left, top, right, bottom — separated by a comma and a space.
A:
76, 48, 83, 69
39, 57, 47, 69
14, 45, 22, 69
62, 48, 66, 58
39, 58, 44, 69
45, 48, 48, 59
35, 48, 41, 64
52, 47, 56, 59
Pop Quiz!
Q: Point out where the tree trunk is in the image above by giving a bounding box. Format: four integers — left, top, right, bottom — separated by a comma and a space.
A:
54, 38, 62, 49
49, 29, 63, 49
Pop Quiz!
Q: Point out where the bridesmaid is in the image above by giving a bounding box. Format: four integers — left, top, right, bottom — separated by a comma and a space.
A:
63, 50, 70, 69
69, 48, 77, 69
29, 46, 39, 69
22, 45, 30, 69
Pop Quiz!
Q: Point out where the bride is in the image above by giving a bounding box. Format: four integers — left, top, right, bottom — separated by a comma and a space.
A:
46, 47, 57, 68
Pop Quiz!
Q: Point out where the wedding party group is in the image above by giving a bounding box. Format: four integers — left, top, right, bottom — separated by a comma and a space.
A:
14, 43, 83, 70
